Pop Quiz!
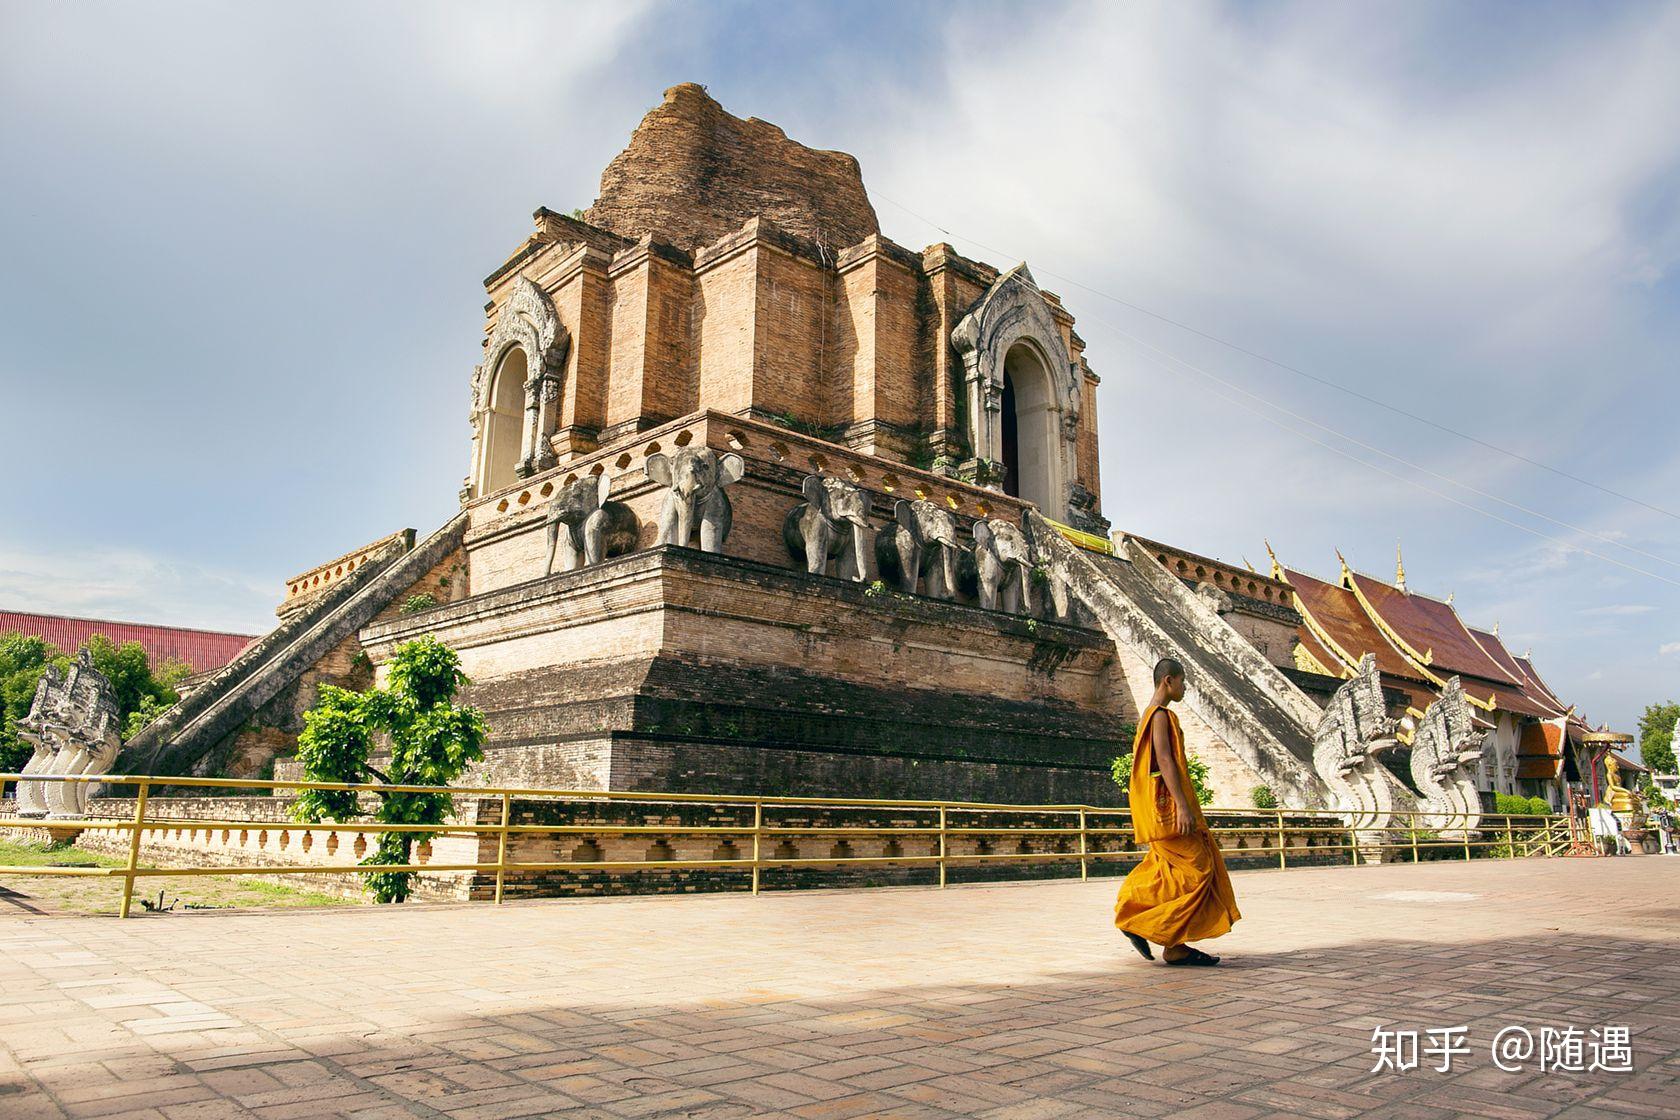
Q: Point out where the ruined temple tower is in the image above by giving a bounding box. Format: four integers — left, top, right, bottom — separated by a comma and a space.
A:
124, 85, 1376, 811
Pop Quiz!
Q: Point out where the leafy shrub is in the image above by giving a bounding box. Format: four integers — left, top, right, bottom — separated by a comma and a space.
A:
400, 593, 439, 615
1250, 784, 1278, 809
1112, 749, 1213, 804
292, 637, 487, 903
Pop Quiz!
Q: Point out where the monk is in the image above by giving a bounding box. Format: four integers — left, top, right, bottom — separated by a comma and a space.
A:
1115, 657, 1241, 966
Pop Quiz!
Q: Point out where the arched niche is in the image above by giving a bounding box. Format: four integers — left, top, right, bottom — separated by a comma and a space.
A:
463, 276, 570, 502
951, 264, 1080, 521
1002, 340, 1058, 511
479, 346, 527, 495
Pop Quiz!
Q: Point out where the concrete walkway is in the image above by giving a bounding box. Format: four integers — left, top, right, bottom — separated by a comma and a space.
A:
2, 857, 1677, 1119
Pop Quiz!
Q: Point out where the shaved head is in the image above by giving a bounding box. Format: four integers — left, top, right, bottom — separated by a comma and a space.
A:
1153, 657, 1184, 685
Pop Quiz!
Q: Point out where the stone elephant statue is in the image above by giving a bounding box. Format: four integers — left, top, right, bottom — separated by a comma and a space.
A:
543, 473, 639, 574
972, 517, 1035, 614
1021, 514, 1072, 620
783, 475, 875, 582
877, 499, 962, 600
647, 447, 744, 554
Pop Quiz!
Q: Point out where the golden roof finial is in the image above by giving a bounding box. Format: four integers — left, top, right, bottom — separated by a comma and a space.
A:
1395, 541, 1407, 592
1492, 620, 1500, 637
1336, 549, 1351, 587
1445, 590, 1454, 605
1264, 539, 1283, 581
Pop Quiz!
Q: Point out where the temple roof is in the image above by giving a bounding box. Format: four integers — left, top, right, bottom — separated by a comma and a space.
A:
1282, 567, 1426, 686
1271, 549, 1594, 729
1344, 569, 1526, 688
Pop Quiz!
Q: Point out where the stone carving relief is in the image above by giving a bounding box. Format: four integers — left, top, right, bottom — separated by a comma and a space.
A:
647, 447, 744, 553
466, 276, 571, 497
783, 474, 875, 582
14, 650, 122, 819
878, 499, 962, 601
950, 264, 1082, 521
971, 517, 1035, 614
1310, 654, 1401, 841
543, 474, 640, 574
1410, 679, 1486, 838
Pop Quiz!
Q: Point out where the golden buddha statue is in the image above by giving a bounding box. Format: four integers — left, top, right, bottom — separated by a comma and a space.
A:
1604, 754, 1641, 814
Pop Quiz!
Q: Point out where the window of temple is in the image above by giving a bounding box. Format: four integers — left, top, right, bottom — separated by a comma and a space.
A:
480, 347, 527, 495
1002, 342, 1056, 511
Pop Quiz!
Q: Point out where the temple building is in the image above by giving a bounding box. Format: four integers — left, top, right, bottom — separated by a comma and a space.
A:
113, 84, 1614, 838
1268, 546, 1592, 809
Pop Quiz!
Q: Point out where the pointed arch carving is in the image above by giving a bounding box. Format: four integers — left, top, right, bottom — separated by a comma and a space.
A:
467, 276, 570, 498
951, 264, 1081, 520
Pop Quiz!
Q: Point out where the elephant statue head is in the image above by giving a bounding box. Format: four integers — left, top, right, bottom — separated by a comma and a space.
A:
877, 499, 961, 600
783, 475, 875, 582
544, 473, 639, 573
972, 517, 1036, 614
647, 447, 745, 554
1022, 511, 1073, 620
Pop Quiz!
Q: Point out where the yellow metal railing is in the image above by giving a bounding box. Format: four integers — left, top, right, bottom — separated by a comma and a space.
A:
0, 773, 1572, 917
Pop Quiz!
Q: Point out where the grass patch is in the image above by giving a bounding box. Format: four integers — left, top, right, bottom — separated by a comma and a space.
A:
0, 838, 361, 916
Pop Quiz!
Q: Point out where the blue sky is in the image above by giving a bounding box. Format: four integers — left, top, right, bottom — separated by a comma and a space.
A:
3, 1, 1678, 748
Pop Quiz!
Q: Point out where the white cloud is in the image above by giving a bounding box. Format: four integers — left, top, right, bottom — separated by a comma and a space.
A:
1581, 604, 1657, 617
1660, 642, 1680, 656
0, 547, 274, 635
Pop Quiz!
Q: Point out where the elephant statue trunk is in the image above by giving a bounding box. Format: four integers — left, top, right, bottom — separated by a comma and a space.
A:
972, 517, 1036, 614
784, 474, 875, 582
544, 474, 639, 573
647, 448, 745, 554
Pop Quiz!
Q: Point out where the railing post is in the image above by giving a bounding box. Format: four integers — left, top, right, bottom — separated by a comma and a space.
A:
1410, 817, 1419, 863
493, 792, 511, 905
1505, 816, 1515, 861
1276, 810, 1286, 870
1349, 820, 1359, 867
938, 805, 947, 889
1078, 809, 1088, 881
751, 799, 762, 896
118, 779, 149, 919
1463, 825, 1472, 862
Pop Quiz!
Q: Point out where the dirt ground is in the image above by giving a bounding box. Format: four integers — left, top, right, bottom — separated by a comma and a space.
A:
0, 839, 361, 916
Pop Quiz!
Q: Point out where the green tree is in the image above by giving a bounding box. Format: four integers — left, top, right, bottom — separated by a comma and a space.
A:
1, 630, 196, 770
290, 637, 487, 903
1111, 750, 1214, 805
0, 634, 65, 772
1637, 701, 1679, 775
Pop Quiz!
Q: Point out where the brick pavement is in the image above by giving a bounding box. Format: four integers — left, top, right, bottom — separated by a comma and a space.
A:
2, 857, 1677, 1119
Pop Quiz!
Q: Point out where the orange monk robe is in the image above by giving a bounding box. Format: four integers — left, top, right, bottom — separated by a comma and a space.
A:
1114, 704, 1241, 946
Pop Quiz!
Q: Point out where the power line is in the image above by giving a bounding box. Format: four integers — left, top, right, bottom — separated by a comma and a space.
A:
872, 192, 1680, 523
1096, 312, 1680, 573
1118, 337, 1680, 590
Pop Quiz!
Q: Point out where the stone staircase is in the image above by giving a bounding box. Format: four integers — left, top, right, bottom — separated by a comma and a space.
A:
114, 513, 468, 779
1028, 512, 1333, 808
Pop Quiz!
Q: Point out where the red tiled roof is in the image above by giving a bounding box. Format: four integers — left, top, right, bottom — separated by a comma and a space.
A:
1512, 655, 1572, 715
1468, 627, 1572, 717
1293, 627, 1345, 675
0, 610, 260, 673
1345, 572, 1526, 688
1284, 568, 1429, 686
1466, 679, 1559, 721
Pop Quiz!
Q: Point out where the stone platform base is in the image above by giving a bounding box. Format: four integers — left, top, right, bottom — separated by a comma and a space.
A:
357, 545, 1133, 804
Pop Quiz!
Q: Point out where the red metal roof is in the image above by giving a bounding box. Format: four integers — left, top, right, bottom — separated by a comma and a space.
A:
0, 610, 259, 673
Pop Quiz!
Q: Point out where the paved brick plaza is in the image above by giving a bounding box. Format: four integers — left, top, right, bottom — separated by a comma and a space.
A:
3, 858, 1677, 1119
